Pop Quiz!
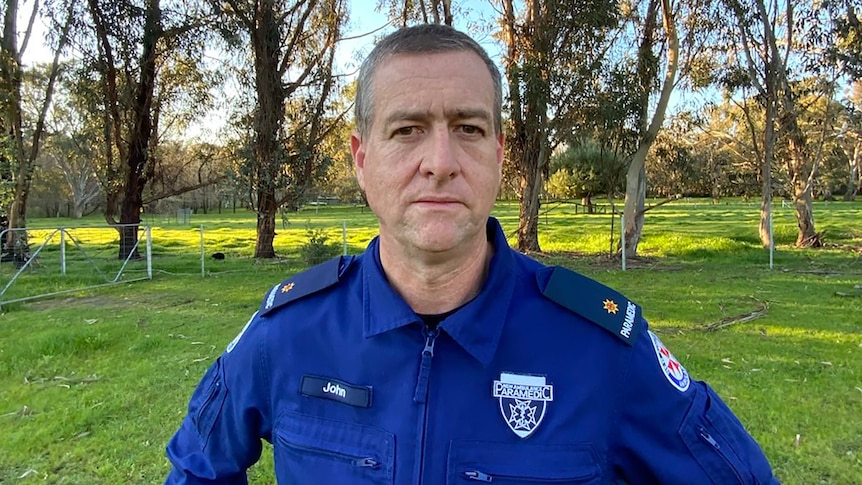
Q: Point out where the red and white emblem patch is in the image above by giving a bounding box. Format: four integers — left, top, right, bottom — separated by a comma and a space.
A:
648, 331, 690, 392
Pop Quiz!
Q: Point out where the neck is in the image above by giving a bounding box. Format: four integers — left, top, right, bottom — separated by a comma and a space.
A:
379, 235, 493, 315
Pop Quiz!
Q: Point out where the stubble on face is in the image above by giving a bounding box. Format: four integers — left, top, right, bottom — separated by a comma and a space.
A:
352, 51, 504, 262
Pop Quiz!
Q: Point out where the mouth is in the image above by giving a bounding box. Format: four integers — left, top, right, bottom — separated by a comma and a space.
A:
413, 198, 464, 210
414, 196, 462, 205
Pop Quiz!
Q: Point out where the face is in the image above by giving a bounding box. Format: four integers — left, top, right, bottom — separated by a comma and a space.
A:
351, 51, 504, 257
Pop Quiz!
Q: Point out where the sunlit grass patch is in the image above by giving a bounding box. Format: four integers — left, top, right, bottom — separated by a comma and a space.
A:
0, 200, 860, 483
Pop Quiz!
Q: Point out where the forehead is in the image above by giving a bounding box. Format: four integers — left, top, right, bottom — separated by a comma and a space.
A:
369, 51, 496, 117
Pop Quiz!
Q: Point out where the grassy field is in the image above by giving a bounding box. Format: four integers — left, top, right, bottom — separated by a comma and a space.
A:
0, 199, 860, 484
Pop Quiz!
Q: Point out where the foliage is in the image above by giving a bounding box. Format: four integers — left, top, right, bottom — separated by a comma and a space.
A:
500, 0, 621, 251
0, 135, 16, 210
299, 227, 342, 266
211, 0, 348, 258
545, 140, 627, 204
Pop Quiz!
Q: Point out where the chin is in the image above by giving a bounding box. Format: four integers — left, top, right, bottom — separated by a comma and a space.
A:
413, 228, 473, 254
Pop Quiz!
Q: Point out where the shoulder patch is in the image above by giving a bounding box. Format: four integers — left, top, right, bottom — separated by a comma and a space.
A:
259, 256, 354, 316
648, 330, 690, 392
537, 266, 643, 346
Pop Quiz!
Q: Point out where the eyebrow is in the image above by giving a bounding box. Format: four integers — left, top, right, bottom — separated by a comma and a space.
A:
383, 108, 493, 127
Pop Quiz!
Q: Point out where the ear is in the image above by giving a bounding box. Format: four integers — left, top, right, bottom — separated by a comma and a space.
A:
351, 131, 366, 190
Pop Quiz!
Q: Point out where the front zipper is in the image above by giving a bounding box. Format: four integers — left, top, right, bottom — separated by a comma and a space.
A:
413, 326, 440, 484
280, 439, 380, 469
464, 469, 595, 482
413, 326, 440, 403
698, 426, 745, 484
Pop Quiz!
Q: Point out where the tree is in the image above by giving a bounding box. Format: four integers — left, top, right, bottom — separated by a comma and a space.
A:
620, 0, 679, 257
1, 0, 73, 261
214, 0, 347, 258
546, 140, 627, 211
839, 82, 862, 200
380, 0, 453, 26
75, 0, 214, 258
500, 0, 619, 251
716, 0, 857, 247
40, 133, 102, 218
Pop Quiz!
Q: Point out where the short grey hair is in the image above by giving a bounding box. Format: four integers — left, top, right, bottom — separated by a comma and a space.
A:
354, 24, 503, 137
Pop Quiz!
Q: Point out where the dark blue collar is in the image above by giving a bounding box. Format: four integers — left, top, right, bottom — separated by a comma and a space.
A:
361, 217, 515, 366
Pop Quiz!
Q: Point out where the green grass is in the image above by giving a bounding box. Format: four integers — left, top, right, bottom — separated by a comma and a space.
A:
1, 199, 861, 483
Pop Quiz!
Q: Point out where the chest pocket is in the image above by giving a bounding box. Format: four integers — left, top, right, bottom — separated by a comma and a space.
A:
274, 411, 395, 485
447, 441, 602, 484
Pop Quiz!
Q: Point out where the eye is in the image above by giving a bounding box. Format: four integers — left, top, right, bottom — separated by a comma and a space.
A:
394, 126, 419, 136
459, 125, 484, 136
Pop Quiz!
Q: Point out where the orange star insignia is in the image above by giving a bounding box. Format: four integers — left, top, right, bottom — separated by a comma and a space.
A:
281, 282, 295, 293
603, 299, 619, 314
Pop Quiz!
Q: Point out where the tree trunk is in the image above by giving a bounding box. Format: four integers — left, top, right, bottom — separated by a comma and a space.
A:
755, 0, 817, 247
255, 190, 278, 259
2, 0, 27, 261
622, 0, 677, 258
116, 0, 161, 260
251, 0, 285, 259
844, 141, 859, 201
582, 195, 593, 213
785, 121, 817, 246
622, 164, 646, 255
759, 58, 778, 247
517, 158, 542, 252
792, 176, 817, 246
502, 0, 549, 253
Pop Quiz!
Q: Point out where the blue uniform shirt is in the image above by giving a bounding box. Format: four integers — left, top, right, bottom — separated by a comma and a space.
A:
166, 217, 779, 484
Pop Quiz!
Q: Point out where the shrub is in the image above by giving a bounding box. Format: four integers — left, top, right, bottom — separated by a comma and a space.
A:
299, 228, 341, 266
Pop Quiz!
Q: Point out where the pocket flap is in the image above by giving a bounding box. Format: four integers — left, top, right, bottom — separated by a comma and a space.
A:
277, 411, 394, 471
448, 440, 601, 483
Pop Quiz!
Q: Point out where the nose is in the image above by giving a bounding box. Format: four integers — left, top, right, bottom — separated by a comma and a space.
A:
419, 127, 460, 180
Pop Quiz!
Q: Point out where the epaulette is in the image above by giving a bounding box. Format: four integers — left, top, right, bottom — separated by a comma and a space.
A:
259, 255, 355, 316
536, 266, 643, 346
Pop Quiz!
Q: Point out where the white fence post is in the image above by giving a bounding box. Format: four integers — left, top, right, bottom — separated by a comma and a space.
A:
200, 224, 205, 277
146, 226, 153, 279
342, 221, 348, 256
769, 208, 774, 270
60, 228, 67, 275
621, 214, 626, 271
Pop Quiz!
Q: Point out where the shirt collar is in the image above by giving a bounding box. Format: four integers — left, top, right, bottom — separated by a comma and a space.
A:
362, 217, 515, 366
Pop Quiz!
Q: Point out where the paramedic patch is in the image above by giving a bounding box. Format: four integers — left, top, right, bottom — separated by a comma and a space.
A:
493, 372, 553, 439
649, 331, 691, 392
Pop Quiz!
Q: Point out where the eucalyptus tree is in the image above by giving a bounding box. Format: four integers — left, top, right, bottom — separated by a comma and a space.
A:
379, 0, 453, 26
688, 102, 765, 199
619, 0, 679, 257
60, 0, 218, 258
211, 0, 347, 258
839, 82, 862, 200
708, 0, 858, 247
1, 0, 73, 261
500, 0, 619, 252
545, 140, 627, 211
38, 132, 103, 219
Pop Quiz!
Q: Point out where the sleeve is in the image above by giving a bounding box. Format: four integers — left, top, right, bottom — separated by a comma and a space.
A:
611, 324, 780, 484
164, 311, 272, 484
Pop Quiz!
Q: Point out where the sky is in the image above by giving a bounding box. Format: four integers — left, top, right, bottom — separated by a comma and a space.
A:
19, 0, 710, 141
18, 0, 505, 141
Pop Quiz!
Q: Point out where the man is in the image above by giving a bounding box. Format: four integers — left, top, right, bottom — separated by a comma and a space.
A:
166, 24, 779, 484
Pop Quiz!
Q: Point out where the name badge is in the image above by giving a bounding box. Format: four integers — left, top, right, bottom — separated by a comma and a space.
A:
300, 375, 372, 408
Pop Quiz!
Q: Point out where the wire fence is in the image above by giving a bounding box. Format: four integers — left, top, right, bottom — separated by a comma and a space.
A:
0, 225, 152, 308
0, 220, 367, 308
